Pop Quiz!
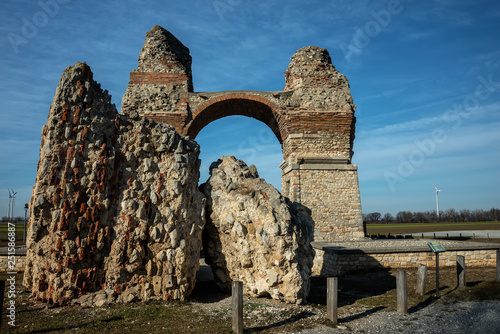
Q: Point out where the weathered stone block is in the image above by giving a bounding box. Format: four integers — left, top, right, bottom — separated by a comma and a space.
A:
202, 156, 314, 304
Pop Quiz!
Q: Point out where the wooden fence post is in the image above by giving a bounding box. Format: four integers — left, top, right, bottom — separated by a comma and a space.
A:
232, 281, 243, 334
416, 264, 427, 296
397, 270, 408, 314
456, 255, 466, 288
496, 250, 500, 283
0, 280, 5, 328
327, 277, 338, 324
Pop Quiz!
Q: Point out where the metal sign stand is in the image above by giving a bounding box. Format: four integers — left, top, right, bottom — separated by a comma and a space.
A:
428, 242, 446, 297
435, 252, 440, 297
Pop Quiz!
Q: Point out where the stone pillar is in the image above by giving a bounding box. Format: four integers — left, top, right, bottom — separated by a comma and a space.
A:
281, 46, 365, 241
281, 157, 364, 241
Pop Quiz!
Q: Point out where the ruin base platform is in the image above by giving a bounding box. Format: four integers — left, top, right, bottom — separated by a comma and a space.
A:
311, 239, 500, 277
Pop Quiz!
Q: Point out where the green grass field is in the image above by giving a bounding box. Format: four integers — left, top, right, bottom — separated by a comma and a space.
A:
366, 221, 500, 235
2, 221, 500, 242
0, 221, 27, 241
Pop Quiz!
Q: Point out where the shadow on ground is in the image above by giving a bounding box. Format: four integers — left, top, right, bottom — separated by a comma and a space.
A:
245, 311, 315, 333
308, 268, 397, 307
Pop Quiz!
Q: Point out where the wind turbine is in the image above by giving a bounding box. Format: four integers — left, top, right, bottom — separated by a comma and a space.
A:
10, 189, 17, 221
433, 184, 443, 218
7, 189, 12, 221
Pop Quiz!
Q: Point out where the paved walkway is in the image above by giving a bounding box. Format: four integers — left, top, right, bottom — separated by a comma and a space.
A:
410, 230, 500, 239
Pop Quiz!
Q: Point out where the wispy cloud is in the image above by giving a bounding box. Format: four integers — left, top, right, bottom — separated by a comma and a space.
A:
407, 0, 474, 26
361, 100, 500, 136
356, 116, 500, 214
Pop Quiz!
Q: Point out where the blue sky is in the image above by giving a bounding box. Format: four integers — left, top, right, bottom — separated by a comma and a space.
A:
0, 0, 499, 218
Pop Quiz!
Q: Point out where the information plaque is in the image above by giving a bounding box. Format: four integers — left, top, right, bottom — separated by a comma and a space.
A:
427, 242, 446, 253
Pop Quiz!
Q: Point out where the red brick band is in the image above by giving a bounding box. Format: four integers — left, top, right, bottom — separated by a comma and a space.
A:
129, 72, 190, 85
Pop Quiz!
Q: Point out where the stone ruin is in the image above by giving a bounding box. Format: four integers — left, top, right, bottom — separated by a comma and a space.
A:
121, 25, 365, 242
23, 62, 314, 306
24, 63, 205, 305
23, 25, 364, 306
202, 156, 313, 304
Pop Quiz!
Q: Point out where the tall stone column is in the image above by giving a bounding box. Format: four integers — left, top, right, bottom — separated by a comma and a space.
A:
280, 46, 365, 241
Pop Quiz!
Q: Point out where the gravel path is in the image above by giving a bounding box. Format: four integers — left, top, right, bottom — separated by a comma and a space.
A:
294, 300, 500, 334
194, 259, 500, 334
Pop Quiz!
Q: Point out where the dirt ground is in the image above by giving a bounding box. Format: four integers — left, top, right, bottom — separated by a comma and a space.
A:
1, 265, 499, 333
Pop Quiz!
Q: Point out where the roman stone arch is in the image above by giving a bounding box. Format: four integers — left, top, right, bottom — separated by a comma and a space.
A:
185, 92, 284, 143
122, 25, 366, 241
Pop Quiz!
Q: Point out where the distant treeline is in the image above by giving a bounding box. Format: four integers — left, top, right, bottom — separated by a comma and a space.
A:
1, 216, 26, 222
5, 210, 500, 225
363, 208, 500, 224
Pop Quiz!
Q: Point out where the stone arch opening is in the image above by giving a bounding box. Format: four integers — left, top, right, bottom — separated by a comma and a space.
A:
195, 115, 284, 187
192, 114, 284, 298
186, 96, 283, 145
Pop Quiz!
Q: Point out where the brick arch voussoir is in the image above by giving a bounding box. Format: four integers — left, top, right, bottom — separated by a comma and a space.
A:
187, 93, 285, 143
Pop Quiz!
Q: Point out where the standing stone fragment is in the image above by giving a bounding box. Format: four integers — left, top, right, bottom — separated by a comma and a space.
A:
202, 156, 314, 304
23, 62, 205, 306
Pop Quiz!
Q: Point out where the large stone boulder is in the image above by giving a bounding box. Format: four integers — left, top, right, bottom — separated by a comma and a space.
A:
201, 156, 314, 304
23, 62, 205, 305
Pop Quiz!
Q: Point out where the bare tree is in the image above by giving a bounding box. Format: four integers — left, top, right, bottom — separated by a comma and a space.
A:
382, 213, 394, 222
364, 212, 382, 223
